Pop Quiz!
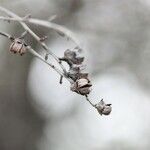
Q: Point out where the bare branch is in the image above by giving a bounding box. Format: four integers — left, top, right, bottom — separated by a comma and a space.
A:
85, 95, 96, 108
0, 31, 73, 83
0, 7, 110, 115
0, 16, 81, 47
0, 6, 67, 75
0, 31, 14, 41
27, 46, 73, 82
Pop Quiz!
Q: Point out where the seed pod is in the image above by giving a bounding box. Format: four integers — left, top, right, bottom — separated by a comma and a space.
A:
95, 99, 112, 115
70, 82, 91, 95
102, 104, 112, 115
78, 87, 91, 95
64, 49, 76, 60
60, 49, 84, 67
77, 78, 89, 88
68, 64, 81, 80
9, 39, 26, 55
70, 78, 92, 95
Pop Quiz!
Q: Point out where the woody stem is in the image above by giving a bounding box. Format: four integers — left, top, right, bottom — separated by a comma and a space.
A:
0, 31, 73, 83
85, 95, 96, 108
0, 6, 68, 75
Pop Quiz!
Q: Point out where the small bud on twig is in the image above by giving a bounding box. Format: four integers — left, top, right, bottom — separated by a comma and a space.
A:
60, 49, 84, 67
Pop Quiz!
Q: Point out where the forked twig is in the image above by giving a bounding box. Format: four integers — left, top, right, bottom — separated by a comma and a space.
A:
0, 6, 67, 75
0, 16, 81, 47
0, 31, 73, 83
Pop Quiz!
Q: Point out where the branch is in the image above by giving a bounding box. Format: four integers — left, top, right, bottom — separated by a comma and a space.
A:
0, 6, 67, 75
0, 31, 73, 83
27, 46, 73, 83
0, 31, 14, 41
0, 16, 81, 48
85, 95, 96, 108
0, 6, 111, 116
0, 31, 97, 111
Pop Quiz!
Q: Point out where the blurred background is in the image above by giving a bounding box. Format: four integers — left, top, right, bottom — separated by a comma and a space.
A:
1, 0, 150, 150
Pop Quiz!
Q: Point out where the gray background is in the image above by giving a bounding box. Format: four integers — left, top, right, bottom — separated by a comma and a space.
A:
0, 0, 150, 150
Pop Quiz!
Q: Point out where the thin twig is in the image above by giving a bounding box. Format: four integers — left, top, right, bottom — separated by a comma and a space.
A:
27, 46, 72, 82
0, 7, 98, 111
19, 30, 28, 39
85, 95, 96, 108
0, 6, 67, 75
27, 47, 63, 77
0, 16, 81, 47
0, 31, 73, 83
0, 31, 14, 41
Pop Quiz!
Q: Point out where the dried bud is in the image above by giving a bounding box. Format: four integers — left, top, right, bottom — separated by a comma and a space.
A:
74, 46, 83, 53
69, 65, 80, 74
95, 99, 112, 115
70, 78, 92, 95
77, 78, 89, 88
61, 49, 84, 66
9, 39, 26, 55
73, 57, 84, 64
78, 73, 88, 79
64, 49, 76, 59
68, 64, 82, 80
79, 87, 91, 95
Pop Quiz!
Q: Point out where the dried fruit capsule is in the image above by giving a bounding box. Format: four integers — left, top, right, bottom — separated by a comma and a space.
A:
70, 78, 92, 95
95, 99, 112, 115
60, 49, 84, 67
78, 86, 91, 95
9, 39, 26, 55
102, 104, 112, 115
77, 78, 89, 88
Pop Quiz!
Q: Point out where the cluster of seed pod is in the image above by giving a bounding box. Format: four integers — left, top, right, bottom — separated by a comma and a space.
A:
60, 49, 92, 95
0, 5, 112, 116
60, 49, 112, 115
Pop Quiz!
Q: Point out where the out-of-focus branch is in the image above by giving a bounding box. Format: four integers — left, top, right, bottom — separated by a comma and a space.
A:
0, 16, 81, 48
